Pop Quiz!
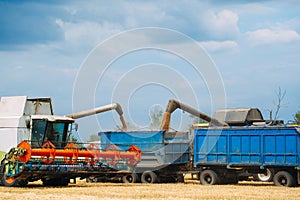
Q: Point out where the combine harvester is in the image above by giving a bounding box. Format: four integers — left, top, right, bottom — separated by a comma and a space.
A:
0, 96, 141, 187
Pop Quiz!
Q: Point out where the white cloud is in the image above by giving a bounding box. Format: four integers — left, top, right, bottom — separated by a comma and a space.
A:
233, 3, 277, 15
201, 10, 240, 40
200, 40, 238, 52
245, 28, 300, 46
124, 2, 168, 27
55, 19, 123, 47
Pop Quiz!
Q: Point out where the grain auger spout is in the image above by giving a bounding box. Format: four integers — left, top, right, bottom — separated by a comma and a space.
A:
67, 103, 127, 131
160, 99, 228, 131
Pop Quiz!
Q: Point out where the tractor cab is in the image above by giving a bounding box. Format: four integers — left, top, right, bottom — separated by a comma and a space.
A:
30, 115, 75, 149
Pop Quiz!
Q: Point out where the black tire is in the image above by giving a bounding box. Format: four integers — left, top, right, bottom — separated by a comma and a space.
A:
254, 168, 274, 182
273, 171, 295, 187
226, 176, 238, 184
42, 178, 69, 186
86, 177, 97, 183
0, 161, 24, 187
1, 176, 20, 187
199, 170, 219, 185
141, 171, 159, 184
177, 174, 184, 183
122, 173, 140, 183
18, 180, 28, 187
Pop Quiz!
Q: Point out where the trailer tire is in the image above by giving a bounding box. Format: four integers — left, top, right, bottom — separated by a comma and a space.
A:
122, 173, 140, 183
86, 176, 98, 183
200, 170, 219, 185
273, 171, 295, 187
141, 171, 158, 184
254, 168, 274, 182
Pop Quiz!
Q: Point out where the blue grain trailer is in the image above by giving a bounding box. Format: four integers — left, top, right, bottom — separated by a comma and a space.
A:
194, 126, 300, 187
99, 130, 191, 183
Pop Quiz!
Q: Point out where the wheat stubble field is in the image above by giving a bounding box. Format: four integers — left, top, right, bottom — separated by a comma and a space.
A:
0, 177, 299, 200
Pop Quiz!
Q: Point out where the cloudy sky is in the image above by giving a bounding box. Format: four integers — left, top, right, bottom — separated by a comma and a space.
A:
0, 0, 299, 140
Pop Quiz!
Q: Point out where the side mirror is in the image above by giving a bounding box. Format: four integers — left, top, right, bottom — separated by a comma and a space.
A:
25, 119, 30, 128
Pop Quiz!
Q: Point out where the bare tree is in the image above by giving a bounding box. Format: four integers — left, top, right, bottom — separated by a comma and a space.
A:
273, 87, 286, 120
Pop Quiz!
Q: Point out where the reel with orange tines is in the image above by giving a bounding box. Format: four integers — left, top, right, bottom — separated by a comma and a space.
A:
17, 141, 141, 167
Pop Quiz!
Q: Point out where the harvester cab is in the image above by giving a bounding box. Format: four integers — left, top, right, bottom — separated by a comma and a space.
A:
30, 115, 75, 148
0, 96, 128, 154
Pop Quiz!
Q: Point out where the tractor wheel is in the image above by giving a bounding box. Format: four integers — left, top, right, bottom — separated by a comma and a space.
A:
199, 170, 220, 185
122, 173, 140, 183
141, 171, 159, 184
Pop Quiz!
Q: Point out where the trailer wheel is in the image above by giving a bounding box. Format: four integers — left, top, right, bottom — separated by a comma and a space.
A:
254, 168, 274, 182
141, 171, 158, 184
86, 176, 98, 183
122, 173, 140, 183
200, 170, 219, 185
273, 171, 295, 187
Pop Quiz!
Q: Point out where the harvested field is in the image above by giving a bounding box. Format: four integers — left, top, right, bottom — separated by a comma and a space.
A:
0, 177, 299, 200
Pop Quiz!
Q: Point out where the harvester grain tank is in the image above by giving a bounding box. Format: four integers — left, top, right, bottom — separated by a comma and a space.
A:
0, 96, 140, 187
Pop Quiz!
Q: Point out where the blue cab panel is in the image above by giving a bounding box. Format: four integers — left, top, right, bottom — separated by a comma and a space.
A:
194, 127, 300, 168
99, 131, 190, 165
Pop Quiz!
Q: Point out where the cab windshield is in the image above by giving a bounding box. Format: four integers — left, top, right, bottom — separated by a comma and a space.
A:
31, 119, 70, 148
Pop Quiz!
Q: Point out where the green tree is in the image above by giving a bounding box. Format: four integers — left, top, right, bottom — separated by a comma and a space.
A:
294, 111, 300, 124
87, 134, 100, 142
116, 122, 139, 131
115, 105, 163, 131
189, 114, 207, 124
149, 105, 163, 129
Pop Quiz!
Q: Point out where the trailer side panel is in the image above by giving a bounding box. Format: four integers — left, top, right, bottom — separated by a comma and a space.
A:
194, 127, 300, 168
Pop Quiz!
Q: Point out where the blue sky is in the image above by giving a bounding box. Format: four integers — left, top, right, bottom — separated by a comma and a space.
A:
0, 0, 299, 140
